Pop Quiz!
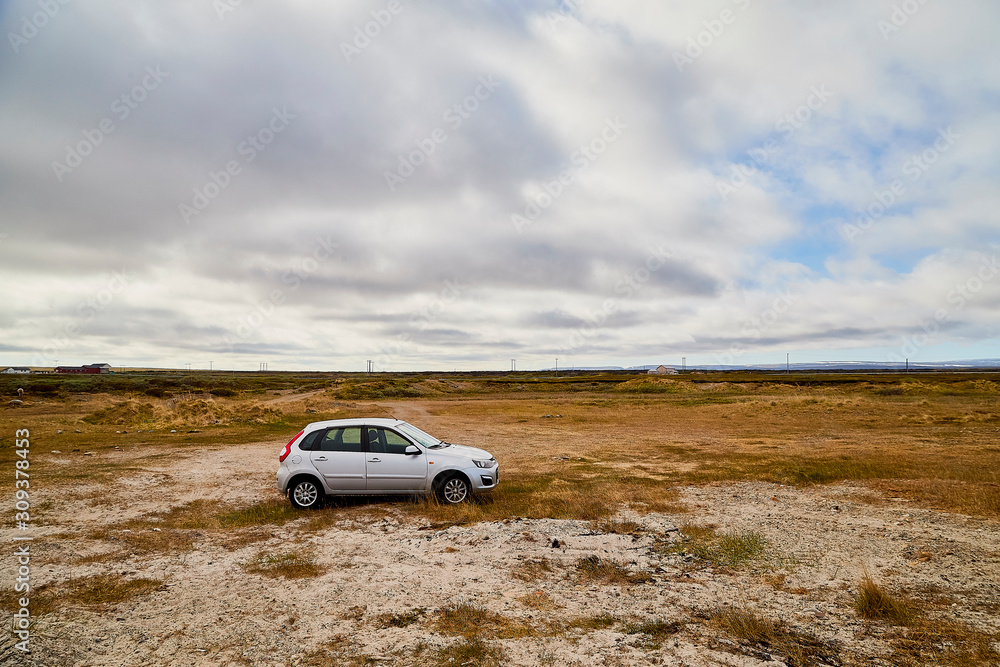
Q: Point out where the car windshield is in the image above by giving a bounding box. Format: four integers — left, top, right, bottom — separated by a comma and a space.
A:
396, 422, 448, 449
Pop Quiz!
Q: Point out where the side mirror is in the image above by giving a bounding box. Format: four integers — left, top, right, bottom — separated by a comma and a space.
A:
404, 445, 421, 455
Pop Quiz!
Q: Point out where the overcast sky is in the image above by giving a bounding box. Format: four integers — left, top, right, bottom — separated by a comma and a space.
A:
2, 0, 998, 371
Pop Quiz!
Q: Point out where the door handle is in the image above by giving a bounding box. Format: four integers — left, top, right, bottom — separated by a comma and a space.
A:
368, 458, 381, 463
315, 456, 328, 461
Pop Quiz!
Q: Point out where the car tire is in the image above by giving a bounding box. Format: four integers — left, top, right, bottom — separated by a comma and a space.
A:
289, 478, 323, 509
438, 475, 470, 504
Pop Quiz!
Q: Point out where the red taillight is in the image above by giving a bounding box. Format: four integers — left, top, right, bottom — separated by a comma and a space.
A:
280, 430, 303, 462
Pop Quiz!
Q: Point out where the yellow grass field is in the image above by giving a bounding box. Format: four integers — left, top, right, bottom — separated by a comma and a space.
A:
1, 371, 998, 665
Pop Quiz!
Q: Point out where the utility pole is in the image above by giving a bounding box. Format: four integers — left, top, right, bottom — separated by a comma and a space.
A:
682, 357, 686, 372
209, 361, 213, 371
786, 353, 789, 374
511, 359, 515, 372
555, 358, 558, 376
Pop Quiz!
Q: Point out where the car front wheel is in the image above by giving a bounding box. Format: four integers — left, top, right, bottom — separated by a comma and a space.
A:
289, 479, 322, 509
439, 476, 470, 504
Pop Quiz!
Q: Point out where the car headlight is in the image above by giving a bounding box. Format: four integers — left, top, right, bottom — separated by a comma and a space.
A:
473, 459, 494, 469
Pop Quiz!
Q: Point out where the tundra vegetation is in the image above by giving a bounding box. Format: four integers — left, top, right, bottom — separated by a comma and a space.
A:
1, 369, 998, 665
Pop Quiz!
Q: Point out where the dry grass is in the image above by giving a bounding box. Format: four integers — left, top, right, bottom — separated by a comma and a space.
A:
574, 555, 653, 585
512, 557, 554, 582
621, 618, 684, 647
711, 607, 840, 666
855, 574, 914, 625
566, 614, 618, 632
375, 608, 426, 628
433, 602, 536, 639
29, 574, 162, 614
660, 523, 767, 569
240, 550, 326, 579
853, 575, 1000, 666
431, 637, 505, 667
517, 590, 563, 611
407, 476, 685, 526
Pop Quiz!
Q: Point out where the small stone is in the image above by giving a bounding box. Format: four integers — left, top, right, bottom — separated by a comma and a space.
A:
551, 538, 561, 548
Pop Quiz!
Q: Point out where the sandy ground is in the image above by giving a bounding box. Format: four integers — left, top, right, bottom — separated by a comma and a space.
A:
2, 439, 999, 666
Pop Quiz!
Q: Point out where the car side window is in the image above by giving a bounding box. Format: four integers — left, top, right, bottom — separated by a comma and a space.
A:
366, 427, 385, 453
319, 427, 363, 452
383, 429, 412, 455
299, 430, 323, 451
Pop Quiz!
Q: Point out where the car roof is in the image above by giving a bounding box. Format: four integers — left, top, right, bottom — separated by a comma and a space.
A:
303, 417, 407, 431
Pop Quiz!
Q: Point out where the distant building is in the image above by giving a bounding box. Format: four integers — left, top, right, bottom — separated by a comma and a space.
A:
55, 363, 112, 374
2, 367, 31, 374
647, 365, 678, 375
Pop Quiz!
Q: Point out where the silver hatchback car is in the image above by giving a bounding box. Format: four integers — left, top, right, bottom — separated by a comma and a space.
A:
276, 418, 499, 508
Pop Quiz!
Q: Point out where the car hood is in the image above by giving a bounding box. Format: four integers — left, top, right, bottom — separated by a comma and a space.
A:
439, 443, 493, 460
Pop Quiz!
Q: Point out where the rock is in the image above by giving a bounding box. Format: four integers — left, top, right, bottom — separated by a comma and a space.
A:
57, 430, 63, 434
170, 429, 177, 433
51, 450, 61, 454
9, 399, 23, 407
551, 538, 561, 548
75, 429, 82, 433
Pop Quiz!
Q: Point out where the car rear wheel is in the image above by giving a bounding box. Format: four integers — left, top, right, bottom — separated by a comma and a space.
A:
289, 478, 322, 509
439, 476, 470, 504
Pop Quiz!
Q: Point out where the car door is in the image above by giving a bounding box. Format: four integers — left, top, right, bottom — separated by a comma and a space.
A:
309, 427, 366, 491
364, 427, 427, 491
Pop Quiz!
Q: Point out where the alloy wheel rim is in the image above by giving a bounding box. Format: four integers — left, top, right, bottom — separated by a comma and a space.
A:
295, 483, 318, 506
444, 479, 467, 503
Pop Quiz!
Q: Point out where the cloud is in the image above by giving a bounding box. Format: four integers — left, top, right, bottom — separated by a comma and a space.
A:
1, 0, 998, 369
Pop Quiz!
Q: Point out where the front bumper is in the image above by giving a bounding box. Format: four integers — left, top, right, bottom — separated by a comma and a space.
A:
472, 465, 499, 492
